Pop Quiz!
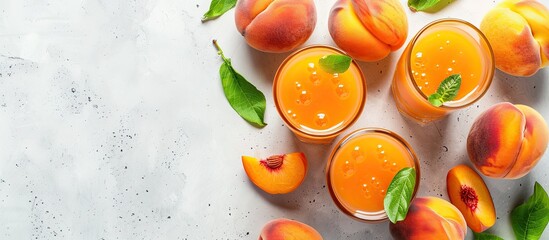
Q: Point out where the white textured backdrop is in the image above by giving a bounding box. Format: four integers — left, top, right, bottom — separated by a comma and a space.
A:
0, 0, 548, 239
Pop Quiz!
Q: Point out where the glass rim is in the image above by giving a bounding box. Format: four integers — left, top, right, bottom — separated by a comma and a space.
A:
405, 18, 495, 110
273, 45, 367, 139
325, 127, 421, 223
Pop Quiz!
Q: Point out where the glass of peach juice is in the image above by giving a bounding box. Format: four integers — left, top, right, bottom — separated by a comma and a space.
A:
326, 128, 420, 222
273, 45, 366, 144
392, 19, 494, 124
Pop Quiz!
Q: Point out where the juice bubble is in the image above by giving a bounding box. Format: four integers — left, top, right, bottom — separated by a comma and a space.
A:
295, 81, 302, 90
336, 84, 350, 99
342, 160, 356, 178
307, 62, 316, 72
415, 52, 422, 58
379, 189, 386, 196
310, 71, 320, 85
382, 159, 390, 169
378, 150, 385, 159
297, 90, 312, 105
315, 112, 328, 127
390, 162, 398, 172
352, 146, 365, 163
362, 183, 371, 198
287, 110, 298, 120
331, 73, 339, 84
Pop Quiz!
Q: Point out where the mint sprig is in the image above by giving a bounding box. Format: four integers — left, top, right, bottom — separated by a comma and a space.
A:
408, 0, 441, 12
428, 74, 462, 107
213, 40, 267, 127
511, 182, 549, 240
202, 0, 237, 22
384, 167, 417, 223
318, 55, 352, 74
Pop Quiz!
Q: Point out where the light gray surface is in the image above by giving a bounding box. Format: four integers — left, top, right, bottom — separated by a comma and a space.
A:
0, 0, 548, 239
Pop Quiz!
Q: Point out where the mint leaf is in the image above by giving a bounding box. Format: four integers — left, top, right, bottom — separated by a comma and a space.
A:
202, 0, 236, 22
318, 55, 352, 74
408, 0, 441, 12
384, 167, 416, 223
428, 74, 461, 107
473, 232, 504, 240
511, 182, 549, 240
214, 40, 267, 127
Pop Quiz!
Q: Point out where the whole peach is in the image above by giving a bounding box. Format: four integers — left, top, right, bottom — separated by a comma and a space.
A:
235, 0, 316, 53
389, 197, 467, 240
467, 102, 549, 178
328, 0, 408, 61
259, 218, 322, 240
480, 0, 549, 76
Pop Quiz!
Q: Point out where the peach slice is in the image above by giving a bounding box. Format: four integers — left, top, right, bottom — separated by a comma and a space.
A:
480, 0, 549, 76
467, 102, 549, 179
242, 152, 307, 194
328, 0, 408, 61
447, 165, 496, 233
235, 0, 317, 53
259, 218, 323, 240
389, 197, 467, 240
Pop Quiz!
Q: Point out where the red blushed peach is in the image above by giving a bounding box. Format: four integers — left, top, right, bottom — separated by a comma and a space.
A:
447, 165, 496, 233
389, 197, 467, 240
328, 0, 408, 61
259, 218, 322, 240
480, 0, 549, 76
242, 152, 307, 194
235, 0, 316, 53
467, 102, 549, 179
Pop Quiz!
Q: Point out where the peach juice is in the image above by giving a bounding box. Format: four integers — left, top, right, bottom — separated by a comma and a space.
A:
326, 128, 420, 222
274, 46, 366, 144
392, 19, 494, 124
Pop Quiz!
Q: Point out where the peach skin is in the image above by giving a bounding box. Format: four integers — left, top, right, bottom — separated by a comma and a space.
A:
447, 165, 496, 233
235, 0, 316, 53
242, 152, 307, 194
480, 0, 549, 76
259, 218, 323, 240
389, 197, 467, 240
467, 102, 549, 179
328, 0, 408, 61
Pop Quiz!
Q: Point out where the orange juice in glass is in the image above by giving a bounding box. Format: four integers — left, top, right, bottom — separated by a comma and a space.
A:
326, 128, 420, 222
274, 46, 366, 144
392, 19, 494, 124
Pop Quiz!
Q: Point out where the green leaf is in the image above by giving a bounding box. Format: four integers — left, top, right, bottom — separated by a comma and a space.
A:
408, 0, 442, 12
384, 167, 416, 223
214, 40, 267, 128
428, 74, 461, 107
511, 182, 549, 240
202, 0, 237, 22
318, 55, 352, 74
473, 232, 504, 240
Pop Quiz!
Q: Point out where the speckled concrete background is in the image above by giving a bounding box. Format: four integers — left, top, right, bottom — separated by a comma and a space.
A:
0, 0, 548, 239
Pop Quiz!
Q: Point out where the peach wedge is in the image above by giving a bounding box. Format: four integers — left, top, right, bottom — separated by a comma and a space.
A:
447, 165, 496, 233
242, 152, 308, 194
390, 197, 467, 240
259, 218, 322, 240
467, 102, 549, 178
235, 0, 316, 53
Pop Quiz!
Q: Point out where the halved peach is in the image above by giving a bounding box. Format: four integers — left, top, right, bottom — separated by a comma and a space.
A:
259, 218, 323, 240
242, 152, 307, 194
389, 197, 467, 240
447, 165, 496, 233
